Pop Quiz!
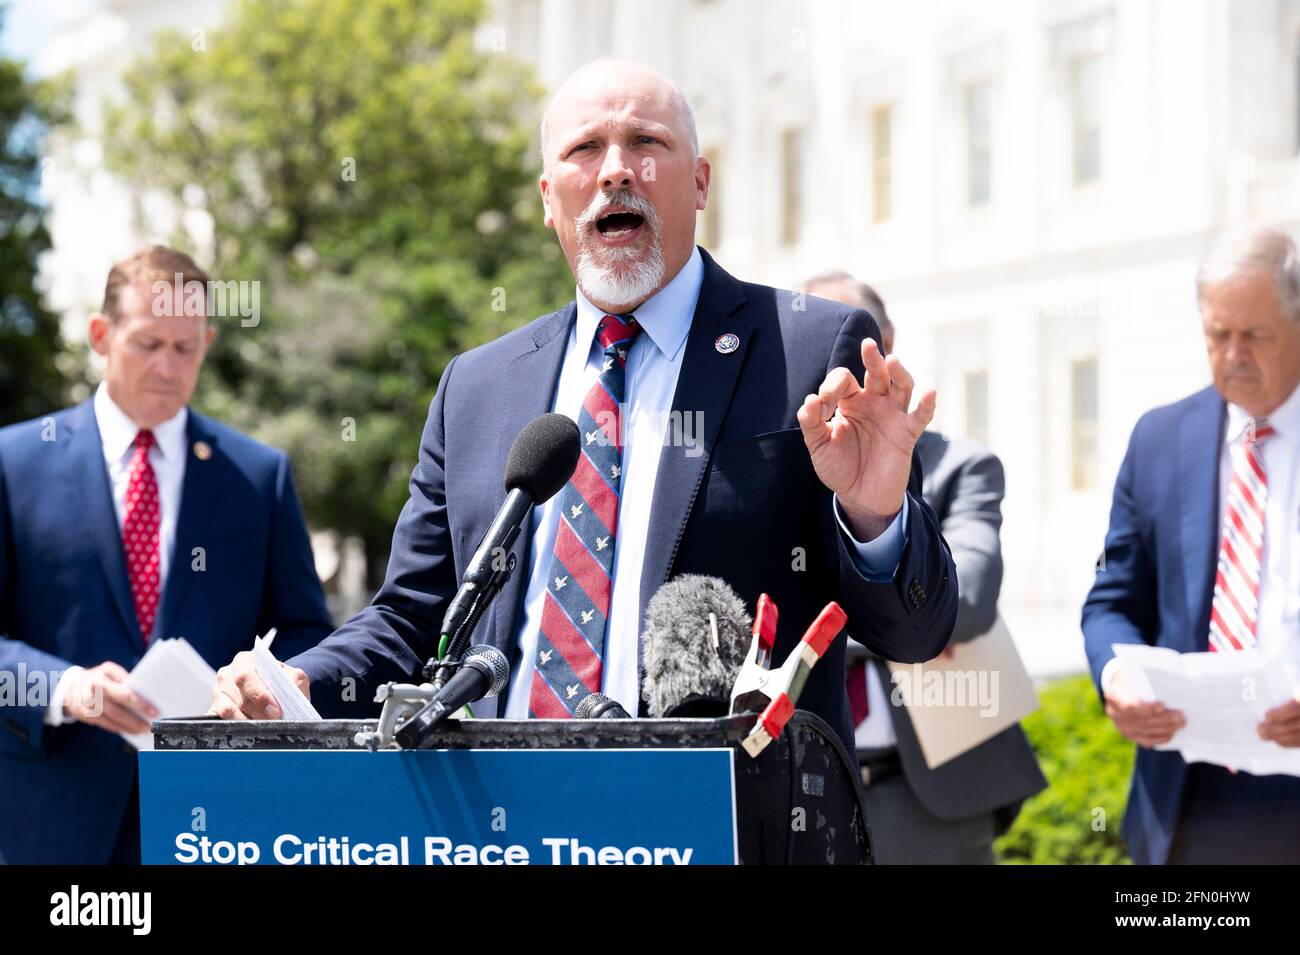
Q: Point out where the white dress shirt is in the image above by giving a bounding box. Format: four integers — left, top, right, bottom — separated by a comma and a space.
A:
853, 647, 899, 748
45, 384, 188, 725
505, 246, 908, 717
1101, 380, 1300, 695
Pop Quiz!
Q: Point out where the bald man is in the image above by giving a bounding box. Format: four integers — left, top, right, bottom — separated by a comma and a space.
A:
211, 59, 957, 761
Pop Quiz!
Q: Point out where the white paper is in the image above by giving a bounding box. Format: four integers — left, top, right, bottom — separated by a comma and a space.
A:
1112, 643, 1300, 776
122, 638, 219, 750
253, 630, 320, 721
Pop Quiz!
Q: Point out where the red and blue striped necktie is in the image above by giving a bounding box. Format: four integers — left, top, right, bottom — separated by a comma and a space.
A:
528, 314, 642, 717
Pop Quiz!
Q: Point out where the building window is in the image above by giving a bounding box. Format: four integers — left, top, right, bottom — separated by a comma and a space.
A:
700, 146, 722, 248
1071, 357, 1098, 489
870, 106, 892, 222
781, 127, 802, 245
964, 369, 989, 446
965, 82, 992, 206
1070, 55, 1102, 185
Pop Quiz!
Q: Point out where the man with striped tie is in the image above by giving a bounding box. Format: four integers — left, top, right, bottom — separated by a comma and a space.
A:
1083, 225, 1300, 864
212, 58, 959, 757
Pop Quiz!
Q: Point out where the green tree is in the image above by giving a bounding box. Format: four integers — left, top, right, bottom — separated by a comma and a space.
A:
102, 0, 570, 589
0, 6, 71, 425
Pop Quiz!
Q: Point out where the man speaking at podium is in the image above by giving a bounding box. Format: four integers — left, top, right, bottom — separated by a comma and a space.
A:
212, 59, 958, 748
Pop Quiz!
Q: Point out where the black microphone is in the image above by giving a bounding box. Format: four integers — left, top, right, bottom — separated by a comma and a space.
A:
394, 645, 510, 749
640, 575, 753, 718
437, 413, 580, 665
574, 692, 631, 719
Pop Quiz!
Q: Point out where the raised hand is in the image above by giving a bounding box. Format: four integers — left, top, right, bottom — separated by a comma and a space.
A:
797, 338, 935, 541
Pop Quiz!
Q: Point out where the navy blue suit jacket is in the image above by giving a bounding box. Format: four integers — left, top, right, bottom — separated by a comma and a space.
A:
0, 399, 332, 864
292, 249, 959, 749
1082, 385, 1230, 865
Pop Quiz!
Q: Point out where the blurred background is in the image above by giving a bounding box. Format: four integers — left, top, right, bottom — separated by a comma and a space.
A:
4, 0, 1298, 862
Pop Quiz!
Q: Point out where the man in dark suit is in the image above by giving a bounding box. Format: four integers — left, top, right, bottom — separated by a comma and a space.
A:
212, 59, 957, 753
803, 273, 1045, 863
0, 245, 332, 864
1083, 225, 1300, 864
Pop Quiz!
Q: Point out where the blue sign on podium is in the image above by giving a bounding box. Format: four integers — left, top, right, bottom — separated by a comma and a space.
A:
140, 748, 738, 865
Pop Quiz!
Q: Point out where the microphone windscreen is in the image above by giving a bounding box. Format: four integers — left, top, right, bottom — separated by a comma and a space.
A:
574, 692, 631, 719
503, 413, 581, 503
641, 575, 752, 719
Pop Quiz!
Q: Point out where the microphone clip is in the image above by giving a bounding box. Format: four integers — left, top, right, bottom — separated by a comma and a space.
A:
729, 594, 847, 758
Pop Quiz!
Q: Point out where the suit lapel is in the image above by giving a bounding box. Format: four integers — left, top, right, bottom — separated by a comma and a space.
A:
637, 255, 751, 628
156, 412, 223, 640
1178, 390, 1225, 651
487, 306, 576, 663
67, 400, 140, 647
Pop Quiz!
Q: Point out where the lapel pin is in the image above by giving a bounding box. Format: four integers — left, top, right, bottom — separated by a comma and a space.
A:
193, 440, 212, 461
715, 333, 740, 355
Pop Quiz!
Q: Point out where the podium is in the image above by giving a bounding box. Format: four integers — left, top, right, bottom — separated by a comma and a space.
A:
141, 711, 871, 865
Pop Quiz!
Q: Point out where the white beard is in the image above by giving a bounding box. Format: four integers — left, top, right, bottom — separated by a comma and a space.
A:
575, 242, 665, 312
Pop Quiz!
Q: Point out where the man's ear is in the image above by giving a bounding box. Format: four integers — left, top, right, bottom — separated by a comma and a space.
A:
694, 156, 712, 211
88, 313, 111, 357
205, 324, 216, 348
539, 172, 554, 230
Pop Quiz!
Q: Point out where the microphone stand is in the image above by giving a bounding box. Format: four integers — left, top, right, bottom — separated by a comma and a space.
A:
429, 551, 517, 692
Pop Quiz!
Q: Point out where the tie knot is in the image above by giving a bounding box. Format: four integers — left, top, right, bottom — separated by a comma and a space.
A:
1244, 419, 1275, 446
597, 314, 641, 353
134, 429, 156, 452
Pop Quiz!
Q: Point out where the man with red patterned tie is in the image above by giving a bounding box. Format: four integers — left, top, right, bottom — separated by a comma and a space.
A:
1084, 225, 1300, 864
0, 246, 332, 863
210, 59, 959, 759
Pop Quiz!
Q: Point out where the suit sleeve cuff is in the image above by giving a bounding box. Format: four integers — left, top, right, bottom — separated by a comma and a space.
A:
45, 665, 84, 727
834, 494, 909, 582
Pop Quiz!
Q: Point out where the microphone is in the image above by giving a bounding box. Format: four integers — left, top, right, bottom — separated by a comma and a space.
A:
574, 692, 631, 719
394, 645, 509, 749
640, 575, 753, 718
436, 413, 580, 668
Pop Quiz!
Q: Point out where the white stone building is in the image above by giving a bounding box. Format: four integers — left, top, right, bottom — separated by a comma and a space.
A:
34, 0, 1300, 673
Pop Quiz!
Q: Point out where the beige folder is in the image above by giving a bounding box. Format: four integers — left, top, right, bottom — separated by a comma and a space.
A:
885, 615, 1039, 769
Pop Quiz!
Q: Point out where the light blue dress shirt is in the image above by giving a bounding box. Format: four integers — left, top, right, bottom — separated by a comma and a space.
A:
504, 246, 908, 717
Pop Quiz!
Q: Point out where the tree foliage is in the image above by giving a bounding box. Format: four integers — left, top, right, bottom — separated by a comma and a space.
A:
102, 0, 571, 585
995, 675, 1134, 864
0, 9, 71, 425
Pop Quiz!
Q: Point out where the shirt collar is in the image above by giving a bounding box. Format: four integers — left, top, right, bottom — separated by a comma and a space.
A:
93, 382, 189, 464
573, 245, 704, 363
1224, 379, 1300, 445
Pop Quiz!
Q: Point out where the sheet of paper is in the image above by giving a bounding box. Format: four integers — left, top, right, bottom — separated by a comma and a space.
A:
1112, 643, 1300, 776
123, 638, 219, 751
253, 630, 320, 722
887, 615, 1039, 769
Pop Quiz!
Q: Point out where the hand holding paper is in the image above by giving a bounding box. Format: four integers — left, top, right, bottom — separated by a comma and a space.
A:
1258, 695, 1300, 748
1110, 643, 1300, 775
1103, 665, 1186, 749
209, 628, 318, 721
